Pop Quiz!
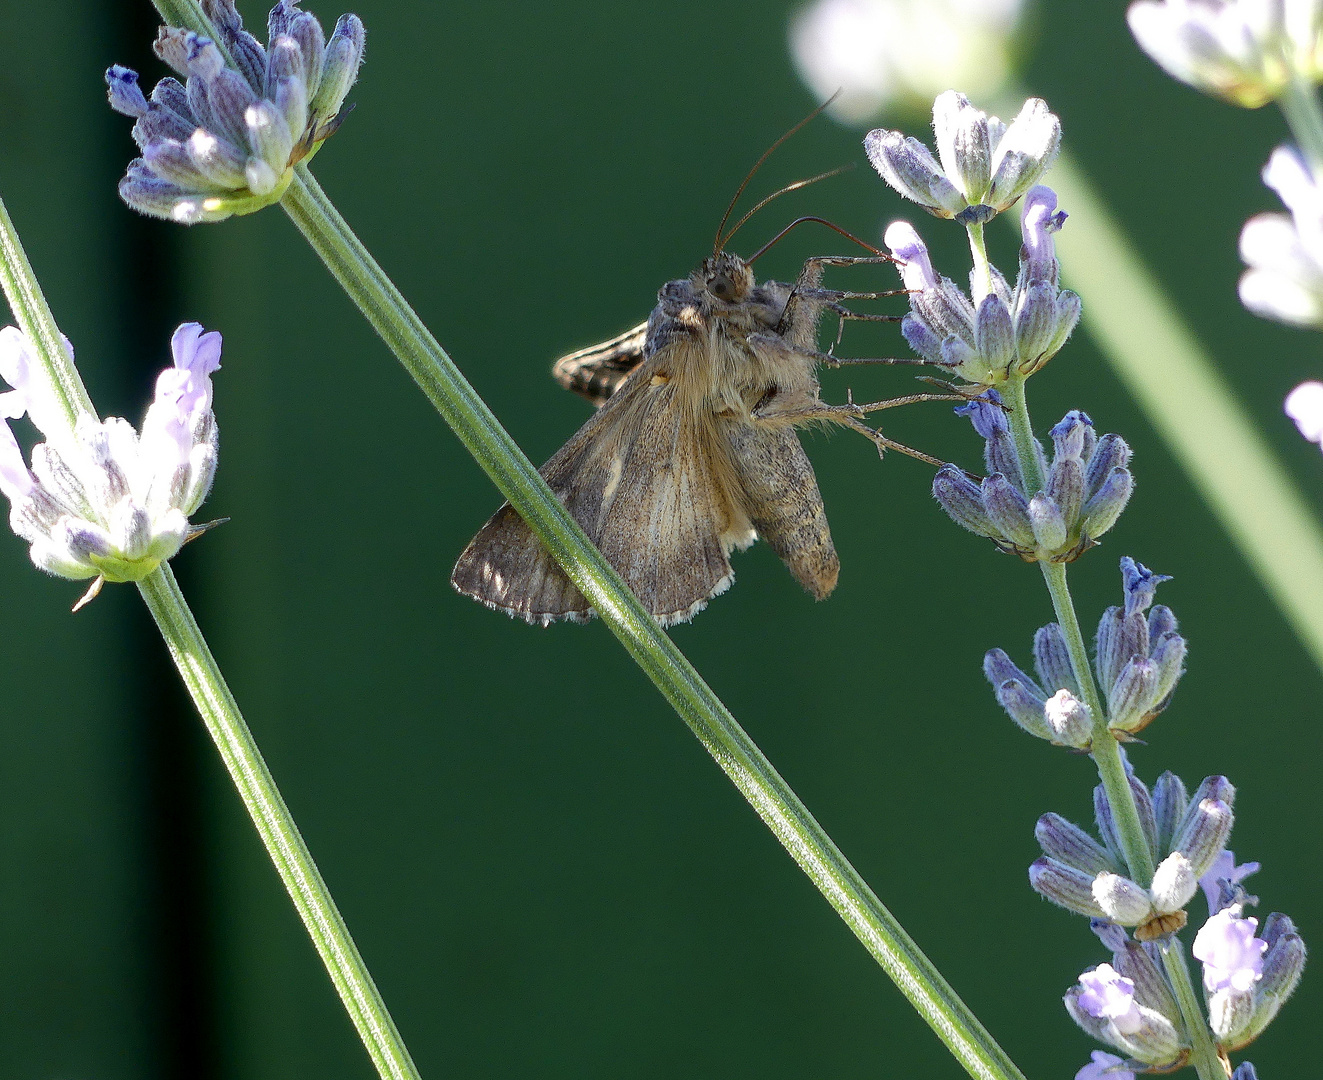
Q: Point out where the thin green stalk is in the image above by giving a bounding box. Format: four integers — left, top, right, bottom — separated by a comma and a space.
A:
966, 220, 994, 300
1278, 73, 1323, 179
138, 567, 422, 1080
279, 165, 1025, 1080
1039, 563, 1156, 887
1160, 937, 1226, 1080
0, 191, 422, 1080
1002, 373, 1156, 885
0, 199, 94, 427
1037, 148, 1323, 679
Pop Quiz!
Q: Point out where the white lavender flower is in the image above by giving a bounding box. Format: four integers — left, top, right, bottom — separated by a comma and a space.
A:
788, 0, 1026, 123
884, 187, 1080, 382
1239, 146, 1323, 325
934, 403, 1131, 564
866, 93, 1060, 223
1127, 0, 1323, 108
1285, 380, 1323, 444
107, 0, 365, 224
0, 324, 221, 603
1030, 770, 1233, 940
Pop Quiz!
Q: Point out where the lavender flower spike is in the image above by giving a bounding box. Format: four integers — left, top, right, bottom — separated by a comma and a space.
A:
0, 323, 222, 604
1239, 147, 1323, 327
884, 192, 1079, 388
106, 1, 365, 224
866, 91, 1060, 223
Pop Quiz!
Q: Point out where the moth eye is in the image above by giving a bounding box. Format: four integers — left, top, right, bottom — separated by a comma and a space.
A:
709, 275, 735, 299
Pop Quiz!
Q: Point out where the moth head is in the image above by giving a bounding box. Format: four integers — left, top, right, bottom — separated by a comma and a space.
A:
699, 254, 754, 305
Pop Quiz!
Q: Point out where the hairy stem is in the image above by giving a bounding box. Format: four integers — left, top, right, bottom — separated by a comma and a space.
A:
1002, 374, 1157, 884
138, 567, 423, 1080
966, 220, 994, 302
1160, 937, 1227, 1080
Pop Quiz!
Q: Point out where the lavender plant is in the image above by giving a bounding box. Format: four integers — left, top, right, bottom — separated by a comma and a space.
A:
869, 91, 1306, 1079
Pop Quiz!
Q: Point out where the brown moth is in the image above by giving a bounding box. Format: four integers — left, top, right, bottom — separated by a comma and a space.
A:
450, 239, 940, 626
452, 111, 944, 626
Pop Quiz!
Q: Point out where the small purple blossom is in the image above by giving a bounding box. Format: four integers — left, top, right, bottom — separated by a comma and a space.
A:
1077, 963, 1143, 1034
954, 390, 1007, 439
1194, 908, 1267, 993
884, 220, 939, 290
1022, 185, 1067, 281
1120, 557, 1171, 617
1200, 851, 1260, 914
1076, 1050, 1135, 1080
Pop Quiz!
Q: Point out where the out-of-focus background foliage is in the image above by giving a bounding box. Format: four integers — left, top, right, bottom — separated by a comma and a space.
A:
0, 2, 1319, 1078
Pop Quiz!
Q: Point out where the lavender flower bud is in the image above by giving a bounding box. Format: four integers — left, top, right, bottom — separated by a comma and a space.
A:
984, 474, 1037, 548
864, 131, 968, 218
1080, 466, 1133, 539
1044, 689, 1092, 748
1107, 657, 1159, 734
1151, 771, 1189, 854
1028, 491, 1068, 551
1085, 432, 1133, 494
995, 679, 1054, 739
1036, 813, 1121, 876
1094, 872, 1156, 925
933, 465, 997, 537
1149, 852, 1199, 916
1033, 622, 1079, 696
1030, 857, 1108, 918
1231, 1064, 1258, 1080
1170, 796, 1232, 881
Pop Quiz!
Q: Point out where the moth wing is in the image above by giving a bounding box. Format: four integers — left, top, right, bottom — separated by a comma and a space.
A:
724, 421, 839, 600
451, 356, 742, 626
551, 320, 649, 406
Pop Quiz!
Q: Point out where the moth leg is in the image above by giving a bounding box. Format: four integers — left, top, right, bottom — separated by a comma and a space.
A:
747, 331, 927, 369
750, 388, 960, 467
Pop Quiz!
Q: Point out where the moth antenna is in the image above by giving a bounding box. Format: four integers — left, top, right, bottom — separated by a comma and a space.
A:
718, 164, 854, 252
745, 216, 889, 265
713, 91, 841, 255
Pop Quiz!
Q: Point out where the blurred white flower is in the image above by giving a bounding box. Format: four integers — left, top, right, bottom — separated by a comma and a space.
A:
1239, 145, 1323, 325
789, 0, 1025, 123
1127, 0, 1323, 108
1285, 380, 1323, 445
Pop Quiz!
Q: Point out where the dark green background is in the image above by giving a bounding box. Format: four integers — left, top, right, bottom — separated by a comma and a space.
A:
0, 2, 1318, 1077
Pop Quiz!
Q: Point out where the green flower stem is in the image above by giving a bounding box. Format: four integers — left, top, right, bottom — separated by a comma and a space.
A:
1278, 73, 1323, 180
1040, 562, 1157, 887
1160, 936, 1226, 1080
279, 164, 1025, 1080
1002, 374, 1157, 886
1039, 148, 1323, 679
137, 566, 422, 1080
0, 190, 423, 1080
0, 198, 95, 429
966, 220, 994, 300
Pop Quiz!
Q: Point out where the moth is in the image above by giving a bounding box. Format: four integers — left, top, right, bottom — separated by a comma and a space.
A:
452, 121, 945, 626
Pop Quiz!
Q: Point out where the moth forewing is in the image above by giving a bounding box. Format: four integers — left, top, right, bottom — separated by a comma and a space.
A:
451, 250, 857, 626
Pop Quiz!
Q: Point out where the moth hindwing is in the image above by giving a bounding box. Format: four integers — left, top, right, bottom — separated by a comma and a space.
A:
452, 250, 869, 627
